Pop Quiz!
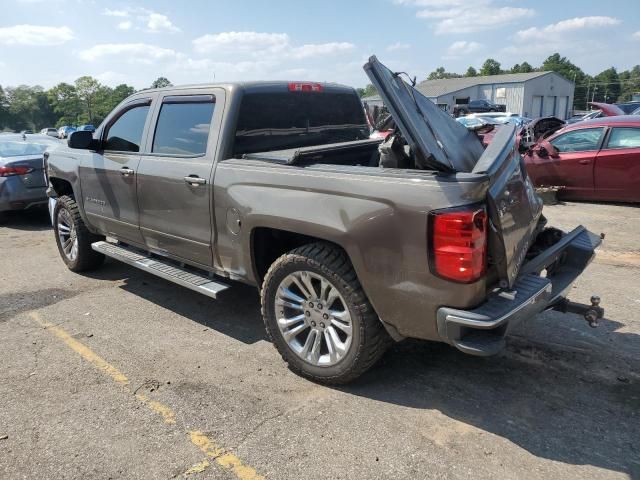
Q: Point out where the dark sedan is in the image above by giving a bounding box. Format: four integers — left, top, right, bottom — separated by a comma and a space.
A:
524, 116, 640, 203
0, 134, 61, 219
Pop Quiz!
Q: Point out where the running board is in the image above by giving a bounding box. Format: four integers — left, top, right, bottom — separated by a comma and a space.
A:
91, 241, 229, 299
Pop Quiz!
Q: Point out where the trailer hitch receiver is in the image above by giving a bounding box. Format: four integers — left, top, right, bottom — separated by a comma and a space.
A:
552, 295, 604, 328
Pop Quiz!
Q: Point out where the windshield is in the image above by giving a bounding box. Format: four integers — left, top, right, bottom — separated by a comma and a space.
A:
233, 91, 369, 156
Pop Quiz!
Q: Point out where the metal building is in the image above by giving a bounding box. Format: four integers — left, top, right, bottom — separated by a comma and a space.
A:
414, 71, 575, 119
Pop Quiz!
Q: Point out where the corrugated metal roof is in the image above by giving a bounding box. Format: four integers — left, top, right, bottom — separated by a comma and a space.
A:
416, 71, 551, 98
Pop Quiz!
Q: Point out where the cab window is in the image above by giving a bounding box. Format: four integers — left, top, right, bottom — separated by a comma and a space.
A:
550, 127, 604, 153
152, 96, 215, 156
103, 104, 150, 152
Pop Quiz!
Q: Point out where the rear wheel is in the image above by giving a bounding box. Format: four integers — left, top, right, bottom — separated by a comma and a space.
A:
261, 243, 391, 384
53, 195, 105, 272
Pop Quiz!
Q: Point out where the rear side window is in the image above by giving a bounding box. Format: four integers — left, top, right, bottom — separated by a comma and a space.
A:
152, 97, 215, 156
233, 91, 369, 156
104, 105, 150, 152
606, 128, 640, 149
550, 127, 604, 153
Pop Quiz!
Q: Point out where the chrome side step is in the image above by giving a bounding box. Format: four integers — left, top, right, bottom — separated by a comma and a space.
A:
91, 241, 229, 299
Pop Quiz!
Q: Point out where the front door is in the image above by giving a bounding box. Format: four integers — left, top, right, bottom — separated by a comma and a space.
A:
78, 99, 152, 244
136, 90, 223, 267
528, 127, 605, 199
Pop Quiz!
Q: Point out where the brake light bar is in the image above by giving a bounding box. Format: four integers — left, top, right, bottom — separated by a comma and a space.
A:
0, 166, 34, 177
429, 207, 487, 283
288, 82, 323, 92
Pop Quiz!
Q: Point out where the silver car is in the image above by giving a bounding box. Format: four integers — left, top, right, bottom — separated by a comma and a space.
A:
0, 134, 61, 219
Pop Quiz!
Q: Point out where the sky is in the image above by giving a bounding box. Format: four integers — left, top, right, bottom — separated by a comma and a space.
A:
1, 0, 639, 90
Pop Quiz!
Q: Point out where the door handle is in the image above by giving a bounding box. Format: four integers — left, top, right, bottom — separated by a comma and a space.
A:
579, 159, 591, 165
184, 175, 207, 186
120, 167, 135, 176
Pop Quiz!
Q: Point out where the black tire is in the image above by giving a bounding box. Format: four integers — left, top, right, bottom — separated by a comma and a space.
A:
53, 195, 105, 272
261, 242, 392, 384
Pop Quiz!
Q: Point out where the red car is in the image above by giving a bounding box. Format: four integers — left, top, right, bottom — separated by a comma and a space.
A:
524, 116, 640, 202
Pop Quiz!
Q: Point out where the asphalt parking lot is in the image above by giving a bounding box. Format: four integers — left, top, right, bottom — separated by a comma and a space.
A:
1, 201, 638, 479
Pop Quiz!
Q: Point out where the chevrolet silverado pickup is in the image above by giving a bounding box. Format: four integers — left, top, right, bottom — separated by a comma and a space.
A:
45, 57, 603, 384
454, 99, 507, 116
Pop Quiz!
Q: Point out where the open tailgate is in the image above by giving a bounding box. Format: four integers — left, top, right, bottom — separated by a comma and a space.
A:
473, 125, 544, 287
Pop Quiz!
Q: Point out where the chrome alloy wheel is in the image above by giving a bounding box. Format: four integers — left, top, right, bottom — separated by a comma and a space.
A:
57, 208, 78, 261
275, 271, 353, 367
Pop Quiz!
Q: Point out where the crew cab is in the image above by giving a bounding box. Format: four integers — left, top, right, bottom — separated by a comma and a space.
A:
46, 57, 603, 384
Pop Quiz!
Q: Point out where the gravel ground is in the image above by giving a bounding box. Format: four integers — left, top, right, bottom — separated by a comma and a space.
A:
0, 202, 638, 479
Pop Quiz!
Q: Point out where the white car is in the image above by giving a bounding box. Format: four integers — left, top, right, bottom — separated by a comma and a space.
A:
40, 128, 59, 138
463, 112, 518, 119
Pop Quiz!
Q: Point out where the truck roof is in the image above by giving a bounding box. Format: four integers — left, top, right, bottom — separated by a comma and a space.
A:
138, 81, 357, 94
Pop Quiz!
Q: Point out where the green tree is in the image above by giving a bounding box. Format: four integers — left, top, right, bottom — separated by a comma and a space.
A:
617, 65, 640, 102
358, 83, 378, 98
519, 62, 534, 73
465, 66, 477, 77
5, 85, 41, 130
427, 66, 460, 80
593, 67, 621, 103
75, 76, 101, 124
510, 62, 534, 74
0, 85, 9, 130
540, 53, 585, 83
112, 84, 135, 104
48, 83, 81, 127
479, 58, 501, 76
151, 77, 172, 89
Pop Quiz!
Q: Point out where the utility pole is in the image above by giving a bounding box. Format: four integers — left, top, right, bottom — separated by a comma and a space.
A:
585, 79, 590, 110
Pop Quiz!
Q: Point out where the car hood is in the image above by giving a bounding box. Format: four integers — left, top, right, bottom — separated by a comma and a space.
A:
363, 56, 485, 172
588, 102, 625, 116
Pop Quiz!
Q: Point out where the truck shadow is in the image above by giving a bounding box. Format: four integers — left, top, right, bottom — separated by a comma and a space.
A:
345, 315, 640, 478
0, 208, 51, 231
86, 259, 266, 345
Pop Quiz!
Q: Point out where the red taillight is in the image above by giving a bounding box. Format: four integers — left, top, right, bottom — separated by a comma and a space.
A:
430, 207, 487, 283
0, 166, 34, 177
288, 82, 323, 92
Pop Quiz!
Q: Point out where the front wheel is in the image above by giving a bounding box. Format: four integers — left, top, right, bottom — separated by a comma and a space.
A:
53, 195, 105, 272
261, 243, 391, 384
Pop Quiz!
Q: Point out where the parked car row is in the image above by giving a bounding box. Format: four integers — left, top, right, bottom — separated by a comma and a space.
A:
57, 124, 95, 139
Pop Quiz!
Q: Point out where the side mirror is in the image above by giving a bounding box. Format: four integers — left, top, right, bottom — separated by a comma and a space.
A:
539, 139, 559, 158
68, 130, 97, 150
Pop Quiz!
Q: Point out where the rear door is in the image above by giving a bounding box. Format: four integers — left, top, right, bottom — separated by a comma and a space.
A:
594, 126, 640, 202
79, 98, 153, 244
136, 89, 224, 267
542, 127, 605, 199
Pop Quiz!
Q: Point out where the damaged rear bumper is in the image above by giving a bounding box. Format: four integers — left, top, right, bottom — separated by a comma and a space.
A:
436, 226, 602, 356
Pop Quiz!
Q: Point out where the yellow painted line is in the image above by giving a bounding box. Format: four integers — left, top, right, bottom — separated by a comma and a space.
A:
30, 311, 263, 479
135, 393, 176, 424
184, 460, 210, 475
30, 312, 130, 386
190, 431, 264, 480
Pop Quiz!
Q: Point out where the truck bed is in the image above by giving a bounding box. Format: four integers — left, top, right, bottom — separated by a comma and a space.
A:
242, 138, 383, 167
